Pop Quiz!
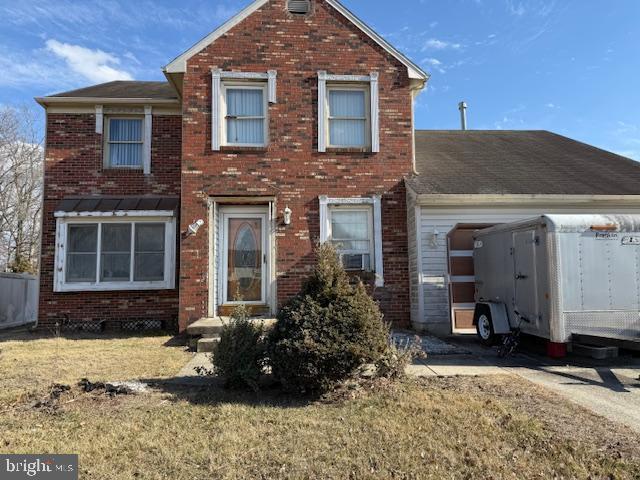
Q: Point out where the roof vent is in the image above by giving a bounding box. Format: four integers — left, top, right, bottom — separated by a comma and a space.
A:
288, 0, 310, 14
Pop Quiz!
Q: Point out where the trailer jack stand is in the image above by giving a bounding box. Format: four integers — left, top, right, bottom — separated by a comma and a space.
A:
547, 342, 567, 359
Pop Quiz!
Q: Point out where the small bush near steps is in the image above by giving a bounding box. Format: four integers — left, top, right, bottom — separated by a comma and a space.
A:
268, 243, 390, 394
211, 304, 267, 390
208, 244, 425, 394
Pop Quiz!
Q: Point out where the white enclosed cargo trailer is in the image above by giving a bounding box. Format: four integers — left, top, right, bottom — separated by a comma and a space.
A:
472, 214, 640, 352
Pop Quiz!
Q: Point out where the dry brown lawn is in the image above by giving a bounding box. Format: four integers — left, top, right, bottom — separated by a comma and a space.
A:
1, 333, 639, 479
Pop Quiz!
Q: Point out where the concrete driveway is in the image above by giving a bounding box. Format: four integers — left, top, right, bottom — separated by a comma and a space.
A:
410, 336, 640, 433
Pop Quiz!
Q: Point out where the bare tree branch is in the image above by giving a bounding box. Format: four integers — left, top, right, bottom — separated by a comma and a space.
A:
0, 105, 43, 273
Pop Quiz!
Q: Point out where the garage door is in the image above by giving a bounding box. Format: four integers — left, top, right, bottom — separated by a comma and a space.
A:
447, 224, 494, 333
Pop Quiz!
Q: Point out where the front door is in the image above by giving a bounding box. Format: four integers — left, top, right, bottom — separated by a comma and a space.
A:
221, 208, 268, 306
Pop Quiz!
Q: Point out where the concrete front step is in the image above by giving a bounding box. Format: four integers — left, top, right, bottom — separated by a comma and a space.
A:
187, 316, 278, 352
197, 336, 220, 353
186, 317, 227, 336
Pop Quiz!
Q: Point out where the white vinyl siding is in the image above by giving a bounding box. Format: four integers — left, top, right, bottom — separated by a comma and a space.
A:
105, 117, 143, 168
54, 216, 176, 292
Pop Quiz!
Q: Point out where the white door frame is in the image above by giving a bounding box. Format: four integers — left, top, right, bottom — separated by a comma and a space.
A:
218, 205, 270, 307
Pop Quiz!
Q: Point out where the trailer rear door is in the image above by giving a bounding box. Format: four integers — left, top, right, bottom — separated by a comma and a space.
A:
513, 230, 540, 325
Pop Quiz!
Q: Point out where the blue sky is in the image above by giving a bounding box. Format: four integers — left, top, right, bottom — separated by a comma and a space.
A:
0, 0, 638, 160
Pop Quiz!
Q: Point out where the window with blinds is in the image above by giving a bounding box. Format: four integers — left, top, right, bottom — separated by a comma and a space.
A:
105, 117, 144, 168
329, 207, 374, 271
223, 85, 267, 146
326, 86, 370, 148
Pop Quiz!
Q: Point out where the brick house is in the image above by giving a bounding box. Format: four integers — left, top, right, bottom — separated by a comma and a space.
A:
35, 0, 640, 336
35, 0, 428, 332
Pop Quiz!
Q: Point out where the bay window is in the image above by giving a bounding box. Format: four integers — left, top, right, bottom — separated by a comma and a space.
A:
55, 217, 175, 292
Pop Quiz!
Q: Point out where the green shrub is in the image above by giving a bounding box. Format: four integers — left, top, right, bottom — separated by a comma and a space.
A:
376, 334, 426, 380
268, 243, 389, 393
212, 305, 266, 390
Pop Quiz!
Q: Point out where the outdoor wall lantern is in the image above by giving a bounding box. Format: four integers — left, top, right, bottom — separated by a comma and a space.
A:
188, 219, 205, 236
283, 206, 292, 226
429, 227, 440, 248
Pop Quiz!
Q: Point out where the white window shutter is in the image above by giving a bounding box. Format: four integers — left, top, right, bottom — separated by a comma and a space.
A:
370, 72, 380, 153
267, 70, 277, 103
211, 69, 222, 151
317, 71, 327, 153
143, 106, 152, 175
95, 105, 103, 134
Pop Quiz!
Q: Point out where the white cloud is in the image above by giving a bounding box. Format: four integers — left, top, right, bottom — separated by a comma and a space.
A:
545, 103, 556, 108
506, 1, 526, 16
422, 38, 462, 51
422, 57, 446, 74
45, 39, 133, 83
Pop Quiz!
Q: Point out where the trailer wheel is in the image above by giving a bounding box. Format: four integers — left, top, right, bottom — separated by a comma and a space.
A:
475, 305, 497, 346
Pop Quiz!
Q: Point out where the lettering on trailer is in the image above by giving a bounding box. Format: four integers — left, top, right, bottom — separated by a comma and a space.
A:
593, 232, 619, 240
621, 235, 640, 246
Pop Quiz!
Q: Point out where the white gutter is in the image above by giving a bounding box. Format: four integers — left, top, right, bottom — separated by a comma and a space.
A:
35, 97, 180, 107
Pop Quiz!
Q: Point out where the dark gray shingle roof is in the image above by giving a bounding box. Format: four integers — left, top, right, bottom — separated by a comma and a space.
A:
48, 81, 178, 100
408, 130, 640, 195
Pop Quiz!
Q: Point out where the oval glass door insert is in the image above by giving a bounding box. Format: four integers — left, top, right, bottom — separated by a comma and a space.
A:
227, 218, 263, 302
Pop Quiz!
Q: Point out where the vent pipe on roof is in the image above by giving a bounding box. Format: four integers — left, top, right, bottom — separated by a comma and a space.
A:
458, 101, 468, 130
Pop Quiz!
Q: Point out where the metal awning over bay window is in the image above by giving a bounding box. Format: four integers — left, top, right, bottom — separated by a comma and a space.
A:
53, 197, 178, 292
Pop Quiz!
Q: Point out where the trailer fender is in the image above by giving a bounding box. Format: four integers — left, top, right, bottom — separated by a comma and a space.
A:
475, 302, 511, 335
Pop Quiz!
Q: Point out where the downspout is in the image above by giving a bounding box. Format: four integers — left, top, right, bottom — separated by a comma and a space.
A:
410, 78, 427, 174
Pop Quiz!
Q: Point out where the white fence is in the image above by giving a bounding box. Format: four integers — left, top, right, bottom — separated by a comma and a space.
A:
0, 273, 38, 330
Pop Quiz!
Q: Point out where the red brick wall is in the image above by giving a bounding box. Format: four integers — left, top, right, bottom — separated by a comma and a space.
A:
38, 113, 182, 330
179, 0, 415, 330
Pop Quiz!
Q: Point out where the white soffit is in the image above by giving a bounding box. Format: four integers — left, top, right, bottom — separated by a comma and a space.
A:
163, 0, 429, 81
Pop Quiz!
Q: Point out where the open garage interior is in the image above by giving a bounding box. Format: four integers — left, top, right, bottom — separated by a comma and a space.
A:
409, 203, 640, 336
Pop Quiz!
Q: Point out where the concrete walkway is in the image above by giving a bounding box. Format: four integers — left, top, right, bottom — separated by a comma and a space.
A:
412, 336, 640, 433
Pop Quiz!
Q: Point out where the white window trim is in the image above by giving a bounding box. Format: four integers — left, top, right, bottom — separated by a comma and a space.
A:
319, 195, 384, 287
211, 69, 277, 151
325, 84, 371, 149
317, 71, 380, 153
220, 82, 269, 148
53, 214, 176, 292
103, 113, 152, 174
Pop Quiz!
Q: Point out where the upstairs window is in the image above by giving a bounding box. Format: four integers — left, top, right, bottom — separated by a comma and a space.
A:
329, 207, 373, 271
327, 87, 370, 148
222, 84, 268, 147
105, 117, 144, 168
